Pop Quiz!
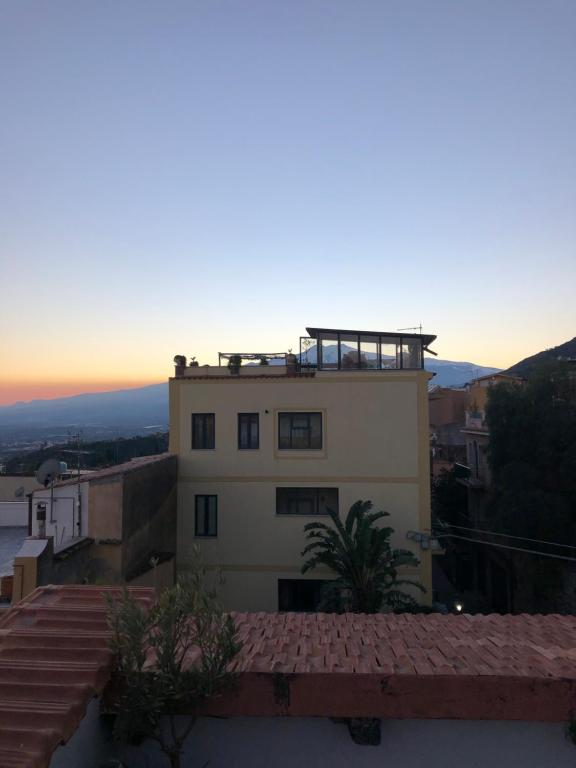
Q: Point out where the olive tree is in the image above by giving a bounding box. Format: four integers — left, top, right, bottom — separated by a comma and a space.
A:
105, 555, 241, 768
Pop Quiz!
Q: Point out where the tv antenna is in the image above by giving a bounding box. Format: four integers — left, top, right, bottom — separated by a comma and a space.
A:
397, 324, 423, 334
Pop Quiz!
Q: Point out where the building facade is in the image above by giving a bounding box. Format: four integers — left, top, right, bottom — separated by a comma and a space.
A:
169, 327, 436, 611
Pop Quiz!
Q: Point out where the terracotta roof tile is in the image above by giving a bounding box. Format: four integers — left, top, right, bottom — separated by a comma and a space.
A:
200, 611, 576, 721
0, 584, 153, 768
4, 590, 576, 767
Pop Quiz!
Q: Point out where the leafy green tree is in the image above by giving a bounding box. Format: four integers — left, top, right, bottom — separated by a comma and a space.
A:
485, 362, 576, 544
105, 554, 241, 768
432, 467, 468, 526
482, 363, 576, 611
301, 500, 424, 612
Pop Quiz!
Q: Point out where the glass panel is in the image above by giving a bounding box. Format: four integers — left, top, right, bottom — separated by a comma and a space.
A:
380, 337, 400, 369
290, 415, 311, 449
340, 334, 360, 369
289, 489, 316, 515
278, 413, 291, 448
318, 488, 339, 515
319, 332, 338, 369
278, 413, 322, 449
309, 413, 322, 448
250, 416, 259, 447
207, 497, 217, 534
205, 415, 215, 448
401, 340, 422, 368
196, 496, 217, 536
239, 413, 258, 449
276, 487, 336, 515
359, 335, 378, 369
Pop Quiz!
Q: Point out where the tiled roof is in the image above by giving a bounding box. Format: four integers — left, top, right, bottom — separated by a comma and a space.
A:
205, 611, 576, 721
49, 453, 172, 489
3, 589, 576, 768
0, 584, 153, 768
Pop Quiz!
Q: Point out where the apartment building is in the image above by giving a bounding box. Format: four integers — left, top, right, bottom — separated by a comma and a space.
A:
169, 326, 436, 611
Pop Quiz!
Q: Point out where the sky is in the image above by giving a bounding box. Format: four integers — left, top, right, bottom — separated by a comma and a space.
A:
1, 0, 575, 406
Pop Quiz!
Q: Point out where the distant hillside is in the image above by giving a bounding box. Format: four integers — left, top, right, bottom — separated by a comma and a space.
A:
425, 358, 500, 387
506, 337, 576, 378
0, 354, 499, 443
0, 383, 168, 429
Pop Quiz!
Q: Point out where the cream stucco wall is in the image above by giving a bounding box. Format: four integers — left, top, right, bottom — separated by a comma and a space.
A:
170, 369, 432, 611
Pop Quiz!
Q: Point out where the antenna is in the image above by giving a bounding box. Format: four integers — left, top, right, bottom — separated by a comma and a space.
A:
397, 324, 423, 334
14, 486, 25, 498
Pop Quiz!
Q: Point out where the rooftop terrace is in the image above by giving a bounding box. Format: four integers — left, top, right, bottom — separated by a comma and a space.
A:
174, 326, 437, 378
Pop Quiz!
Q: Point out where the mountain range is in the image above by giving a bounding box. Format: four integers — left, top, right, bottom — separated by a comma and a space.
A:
0, 356, 499, 440
506, 337, 576, 378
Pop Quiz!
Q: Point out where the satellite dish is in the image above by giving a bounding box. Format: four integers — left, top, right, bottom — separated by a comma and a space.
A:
14, 486, 25, 498
36, 459, 66, 488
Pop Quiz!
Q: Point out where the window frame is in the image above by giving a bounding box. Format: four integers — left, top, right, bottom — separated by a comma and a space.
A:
194, 494, 218, 537
238, 412, 260, 450
278, 411, 323, 450
276, 487, 338, 516
191, 413, 215, 450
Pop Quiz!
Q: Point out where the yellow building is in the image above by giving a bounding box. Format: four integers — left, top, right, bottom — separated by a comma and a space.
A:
169, 326, 436, 611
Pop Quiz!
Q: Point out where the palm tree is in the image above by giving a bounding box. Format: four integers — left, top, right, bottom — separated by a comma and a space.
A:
301, 500, 424, 613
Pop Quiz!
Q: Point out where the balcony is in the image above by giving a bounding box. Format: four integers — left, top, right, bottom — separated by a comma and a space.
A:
173, 352, 304, 379
462, 411, 488, 434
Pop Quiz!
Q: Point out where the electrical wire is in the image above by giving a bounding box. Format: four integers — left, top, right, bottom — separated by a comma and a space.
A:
435, 532, 576, 563
434, 520, 576, 551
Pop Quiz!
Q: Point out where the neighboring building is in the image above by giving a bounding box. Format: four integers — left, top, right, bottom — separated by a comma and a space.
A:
428, 386, 468, 473
0, 477, 39, 604
169, 326, 436, 611
448, 373, 525, 612
460, 373, 524, 507
3, 585, 576, 768
11, 454, 177, 602
0, 475, 42, 502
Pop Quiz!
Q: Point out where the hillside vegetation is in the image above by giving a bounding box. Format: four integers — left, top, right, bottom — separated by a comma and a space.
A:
6, 433, 168, 475
506, 337, 576, 378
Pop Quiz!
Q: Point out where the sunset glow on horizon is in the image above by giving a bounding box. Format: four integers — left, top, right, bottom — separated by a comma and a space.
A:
0, 380, 165, 407
1, 1, 575, 408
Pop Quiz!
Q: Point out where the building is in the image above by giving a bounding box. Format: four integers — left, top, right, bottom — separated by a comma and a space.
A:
443, 373, 525, 612
10, 454, 177, 602
3, 585, 576, 768
169, 326, 436, 611
428, 385, 468, 473
460, 373, 523, 510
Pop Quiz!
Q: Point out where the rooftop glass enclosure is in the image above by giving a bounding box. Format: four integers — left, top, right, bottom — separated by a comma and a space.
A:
300, 328, 436, 371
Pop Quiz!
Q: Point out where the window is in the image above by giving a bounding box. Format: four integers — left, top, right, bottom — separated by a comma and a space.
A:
276, 487, 338, 516
195, 495, 217, 537
192, 413, 215, 449
359, 335, 378, 369
340, 333, 359, 369
278, 579, 328, 611
238, 413, 259, 449
278, 412, 322, 449
401, 340, 422, 369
